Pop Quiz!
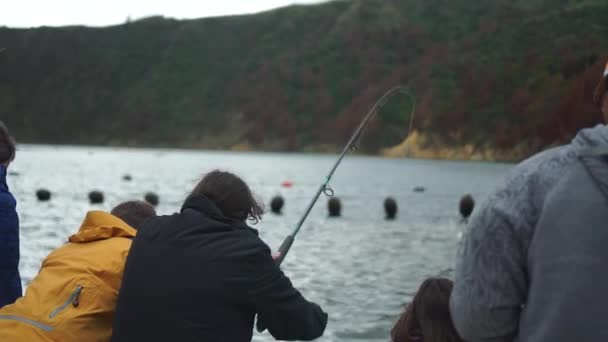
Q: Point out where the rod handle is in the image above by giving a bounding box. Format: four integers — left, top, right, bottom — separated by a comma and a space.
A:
275, 235, 295, 266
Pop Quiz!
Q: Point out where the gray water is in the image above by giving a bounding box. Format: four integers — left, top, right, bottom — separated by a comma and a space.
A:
7, 145, 513, 341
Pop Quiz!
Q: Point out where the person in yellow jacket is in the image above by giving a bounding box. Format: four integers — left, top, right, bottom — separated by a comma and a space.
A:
0, 200, 156, 341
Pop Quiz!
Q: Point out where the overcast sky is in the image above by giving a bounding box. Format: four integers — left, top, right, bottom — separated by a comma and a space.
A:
1, 0, 328, 28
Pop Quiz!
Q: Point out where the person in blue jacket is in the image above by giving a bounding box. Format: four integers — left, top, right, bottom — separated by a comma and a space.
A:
0, 121, 20, 308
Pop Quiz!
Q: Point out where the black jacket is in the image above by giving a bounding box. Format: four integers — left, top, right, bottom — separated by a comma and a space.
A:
111, 195, 328, 342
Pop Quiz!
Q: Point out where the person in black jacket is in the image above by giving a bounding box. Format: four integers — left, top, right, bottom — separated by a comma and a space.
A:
111, 170, 328, 342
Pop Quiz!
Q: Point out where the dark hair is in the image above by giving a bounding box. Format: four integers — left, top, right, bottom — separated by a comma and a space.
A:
593, 59, 608, 107
0, 121, 16, 164
391, 278, 463, 342
189, 170, 264, 224
594, 75, 607, 107
111, 200, 156, 229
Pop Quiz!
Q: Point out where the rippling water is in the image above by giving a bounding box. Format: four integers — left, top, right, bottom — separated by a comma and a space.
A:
8, 145, 512, 341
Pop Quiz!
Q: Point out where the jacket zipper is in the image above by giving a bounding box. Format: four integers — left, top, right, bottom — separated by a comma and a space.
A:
49, 285, 82, 319
0, 315, 54, 331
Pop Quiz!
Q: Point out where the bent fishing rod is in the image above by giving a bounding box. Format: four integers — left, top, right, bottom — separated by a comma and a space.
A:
274, 85, 415, 265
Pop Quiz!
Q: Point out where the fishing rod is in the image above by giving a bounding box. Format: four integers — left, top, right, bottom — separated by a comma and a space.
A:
274, 85, 415, 265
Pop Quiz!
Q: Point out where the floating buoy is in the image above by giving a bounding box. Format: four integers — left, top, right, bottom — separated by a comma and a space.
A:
88, 190, 104, 204
36, 189, 51, 202
328, 197, 342, 217
459, 194, 475, 219
144, 192, 159, 206
384, 197, 398, 220
270, 196, 285, 214
413, 186, 426, 193
281, 181, 293, 188
122, 174, 133, 181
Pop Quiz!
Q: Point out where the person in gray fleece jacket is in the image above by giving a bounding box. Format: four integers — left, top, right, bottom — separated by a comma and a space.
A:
451, 61, 608, 342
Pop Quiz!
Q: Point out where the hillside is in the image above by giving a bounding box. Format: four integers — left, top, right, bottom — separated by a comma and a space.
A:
1, 0, 607, 160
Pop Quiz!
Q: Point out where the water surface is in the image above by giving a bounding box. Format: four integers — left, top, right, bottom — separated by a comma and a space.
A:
8, 145, 513, 341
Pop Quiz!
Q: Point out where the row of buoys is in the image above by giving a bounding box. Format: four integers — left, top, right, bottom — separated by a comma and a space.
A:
270, 196, 285, 214
35, 189, 51, 202
144, 192, 159, 206
88, 191, 104, 204
34, 188, 476, 219
384, 197, 397, 219
35, 189, 160, 206
269, 194, 476, 220
459, 194, 475, 219
269, 195, 395, 219
328, 198, 341, 217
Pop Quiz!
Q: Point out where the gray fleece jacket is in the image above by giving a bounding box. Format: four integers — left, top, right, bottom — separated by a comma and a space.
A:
451, 124, 608, 342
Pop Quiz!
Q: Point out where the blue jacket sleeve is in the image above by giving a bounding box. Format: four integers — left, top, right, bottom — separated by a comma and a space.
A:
0, 165, 22, 307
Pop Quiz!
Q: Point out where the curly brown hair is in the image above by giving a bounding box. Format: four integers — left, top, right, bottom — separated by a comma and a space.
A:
0, 121, 16, 164
189, 170, 264, 224
593, 59, 608, 107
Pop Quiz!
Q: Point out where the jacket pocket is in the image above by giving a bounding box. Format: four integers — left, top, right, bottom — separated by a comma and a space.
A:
49, 285, 83, 319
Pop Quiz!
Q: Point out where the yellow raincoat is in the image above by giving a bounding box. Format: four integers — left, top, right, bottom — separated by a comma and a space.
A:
0, 211, 136, 341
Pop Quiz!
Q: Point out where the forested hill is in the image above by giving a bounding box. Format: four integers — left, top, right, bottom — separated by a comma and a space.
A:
1, 0, 607, 159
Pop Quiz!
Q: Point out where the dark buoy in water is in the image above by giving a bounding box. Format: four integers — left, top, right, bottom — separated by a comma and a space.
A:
88, 190, 104, 204
122, 174, 132, 181
144, 192, 159, 206
413, 186, 426, 193
36, 189, 51, 202
270, 196, 284, 214
328, 197, 342, 217
384, 197, 398, 220
459, 194, 475, 219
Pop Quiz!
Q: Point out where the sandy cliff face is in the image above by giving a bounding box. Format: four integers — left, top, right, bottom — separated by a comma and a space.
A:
381, 130, 543, 162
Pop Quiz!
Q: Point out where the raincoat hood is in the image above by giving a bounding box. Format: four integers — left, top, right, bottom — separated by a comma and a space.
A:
69, 211, 136, 243
571, 124, 608, 152
571, 124, 608, 200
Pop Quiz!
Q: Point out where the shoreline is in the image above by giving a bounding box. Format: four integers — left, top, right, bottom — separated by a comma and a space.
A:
15, 134, 534, 163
